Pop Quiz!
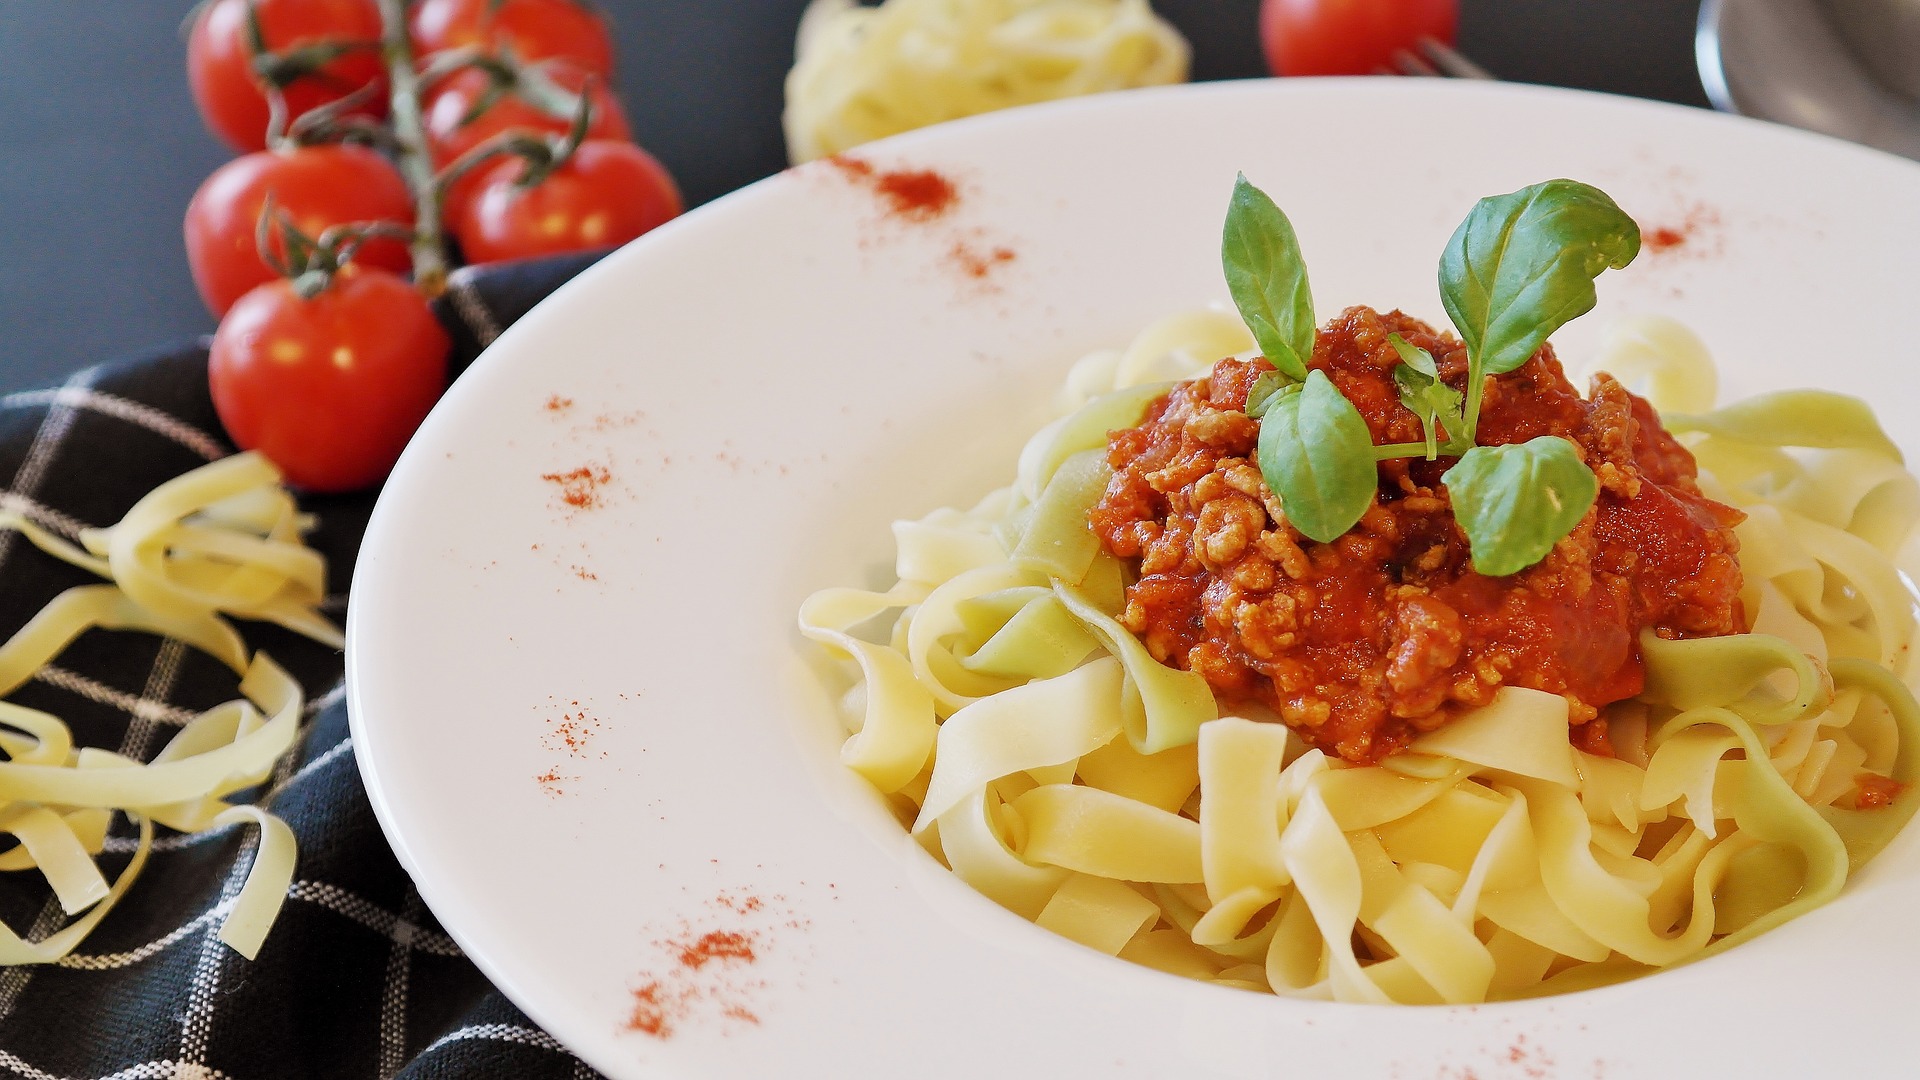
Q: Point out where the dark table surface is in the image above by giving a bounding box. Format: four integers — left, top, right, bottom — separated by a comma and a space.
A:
0, 0, 1711, 397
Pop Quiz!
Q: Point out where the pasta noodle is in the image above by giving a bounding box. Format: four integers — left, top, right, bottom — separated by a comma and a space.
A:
0, 452, 334, 963
783, 0, 1189, 163
800, 312, 1920, 1003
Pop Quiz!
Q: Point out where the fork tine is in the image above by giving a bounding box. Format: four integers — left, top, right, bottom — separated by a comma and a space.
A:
1418, 37, 1496, 80
1391, 48, 1442, 77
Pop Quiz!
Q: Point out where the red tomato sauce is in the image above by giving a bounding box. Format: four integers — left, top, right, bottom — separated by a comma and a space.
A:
1089, 306, 1747, 764
1854, 773, 1906, 809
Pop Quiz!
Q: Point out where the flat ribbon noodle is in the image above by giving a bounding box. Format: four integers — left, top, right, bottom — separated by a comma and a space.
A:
0, 806, 108, 914
212, 804, 299, 960
1774, 449, 1920, 553
1074, 736, 1198, 812
1035, 872, 1160, 955
0, 585, 246, 697
1277, 787, 1386, 1003
798, 585, 937, 793
894, 509, 1010, 585
1666, 389, 1903, 461
953, 587, 1100, 682
88, 452, 341, 648
1585, 314, 1718, 414
1110, 308, 1255, 390
937, 785, 1067, 919
1009, 450, 1111, 584
1016, 382, 1167, 503
0, 653, 298, 810
0, 511, 110, 579
1409, 688, 1579, 786
906, 566, 1054, 712
914, 657, 1123, 831
1013, 783, 1203, 883
1053, 583, 1215, 753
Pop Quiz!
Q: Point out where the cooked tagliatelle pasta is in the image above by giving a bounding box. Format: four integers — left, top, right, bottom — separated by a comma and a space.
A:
783, 0, 1189, 163
800, 310, 1920, 1003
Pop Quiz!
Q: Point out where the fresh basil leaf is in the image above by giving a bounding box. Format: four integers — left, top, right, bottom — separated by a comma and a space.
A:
1387, 333, 1462, 458
1439, 179, 1640, 377
1387, 332, 1439, 378
1244, 370, 1298, 419
1256, 370, 1377, 543
1442, 436, 1598, 577
1223, 174, 1315, 382
1393, 367, 1463, 460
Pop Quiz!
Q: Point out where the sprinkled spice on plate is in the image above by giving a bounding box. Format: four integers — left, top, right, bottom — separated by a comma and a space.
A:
827, 155, 960, 221
541, 464, 612, 509
624, 889, 807, 1040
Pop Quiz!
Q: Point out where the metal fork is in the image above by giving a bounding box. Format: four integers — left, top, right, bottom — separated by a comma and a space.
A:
1384, 38, 1496, 79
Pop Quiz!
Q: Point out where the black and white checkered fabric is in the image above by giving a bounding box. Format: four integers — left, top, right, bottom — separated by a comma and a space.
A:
0, 253, 608, 1080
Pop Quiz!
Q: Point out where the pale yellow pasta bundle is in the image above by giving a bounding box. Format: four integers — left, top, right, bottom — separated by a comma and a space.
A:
783, 0, 1190, 163
0, 451, 341, 650
801, 311, 1920, 1004
0, 653, 302, 963
0, 453, 335, 964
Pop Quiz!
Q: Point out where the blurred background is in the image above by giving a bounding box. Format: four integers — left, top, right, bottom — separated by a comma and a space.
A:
0, 0, 1710, 395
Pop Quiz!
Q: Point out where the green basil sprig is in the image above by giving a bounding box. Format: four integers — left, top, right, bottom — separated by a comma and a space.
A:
1440, 179, 1640, 377
1387, 333, 1463, 460
1223, 173, 1314, 383
1255, 371, 1377, 543
1442, 437, 1599, 576
1220, 175, 1642, 575
1244, 369, 1295, 419
1438, 179, 1640, 446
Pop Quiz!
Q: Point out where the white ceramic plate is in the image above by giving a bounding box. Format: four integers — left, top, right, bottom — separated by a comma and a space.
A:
349, 80, 1920, 1079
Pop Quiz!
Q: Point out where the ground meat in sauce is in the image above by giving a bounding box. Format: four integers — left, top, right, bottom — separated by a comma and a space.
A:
1089, 305, 1748, 765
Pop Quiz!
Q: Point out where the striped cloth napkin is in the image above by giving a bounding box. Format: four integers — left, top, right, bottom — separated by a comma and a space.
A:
0, 252, 607, 1080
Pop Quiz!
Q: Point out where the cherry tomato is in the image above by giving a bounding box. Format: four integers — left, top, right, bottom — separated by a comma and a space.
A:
451, 140, 681, 265
185, 144, 415, 318
187, 0, 388, 153
1259, 0, 1458, 77
410, 0, 616, 77
210, 265, 450, 493
424, 60, 632, 226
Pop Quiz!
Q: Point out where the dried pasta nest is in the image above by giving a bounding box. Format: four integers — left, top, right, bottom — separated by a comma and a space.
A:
783, 0, 1190, 164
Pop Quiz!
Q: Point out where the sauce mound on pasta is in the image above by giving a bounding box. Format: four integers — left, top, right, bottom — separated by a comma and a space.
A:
1091, 306, 1746, 764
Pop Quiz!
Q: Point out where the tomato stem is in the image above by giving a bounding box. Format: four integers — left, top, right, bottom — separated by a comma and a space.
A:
376, 0, 449, 298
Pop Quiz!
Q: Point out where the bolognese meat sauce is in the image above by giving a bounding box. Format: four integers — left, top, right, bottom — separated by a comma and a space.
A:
1089, 306, 1747, 764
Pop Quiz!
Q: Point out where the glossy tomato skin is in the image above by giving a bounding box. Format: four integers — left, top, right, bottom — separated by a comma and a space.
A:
1259, 0, 1457, 76
424, 61, 632, 226
185, 144, 415, 318
187, 0, 388, 152
210, 267, 450, 493
411, 0, 616, 77
452, 140, 681, 265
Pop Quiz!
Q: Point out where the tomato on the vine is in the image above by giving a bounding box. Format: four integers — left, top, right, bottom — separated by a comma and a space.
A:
1259, 0, 1458, 77
210, 265, 450, 493
187, 0, 388, 153
185, 144, 415, 318
450, 140, 681, 264
410, 0, 616, 77
423, 60, 632, 226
